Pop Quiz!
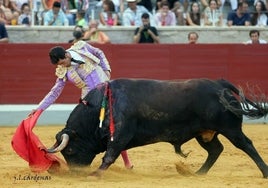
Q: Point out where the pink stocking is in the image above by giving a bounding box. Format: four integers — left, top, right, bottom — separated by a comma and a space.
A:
120, 150, 133, 169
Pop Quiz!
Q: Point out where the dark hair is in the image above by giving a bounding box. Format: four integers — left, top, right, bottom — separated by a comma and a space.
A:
249, 29, 260, 37
53, 1, 61, 8
104, 0, 115, 12
238, 1, 248, 8
21, 3, 29, 12
208, 0, 218, 5
160, 1, 170, 8
251, 0, 267, 26
77, 10, 86, 18
187, 2, 201, 26
188, 31, 199, 39
49, 46, 66, 64
141, 12, 149, 19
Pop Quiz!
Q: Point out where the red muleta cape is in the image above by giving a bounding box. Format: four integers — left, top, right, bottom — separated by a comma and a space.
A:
11, 109, 67, 173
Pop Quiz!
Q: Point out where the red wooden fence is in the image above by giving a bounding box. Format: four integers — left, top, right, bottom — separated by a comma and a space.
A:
1, 43, 268, 104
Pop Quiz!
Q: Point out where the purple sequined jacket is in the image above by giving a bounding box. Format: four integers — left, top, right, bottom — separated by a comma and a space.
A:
37, 41, 111, 110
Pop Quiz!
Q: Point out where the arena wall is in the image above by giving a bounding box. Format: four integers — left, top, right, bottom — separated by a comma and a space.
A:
6, 26, 268, 44
1, 43, 268, 105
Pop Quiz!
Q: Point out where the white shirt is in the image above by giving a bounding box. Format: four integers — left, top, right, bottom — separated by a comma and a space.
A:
255, 14, 268, 26
245, 39, 267, 44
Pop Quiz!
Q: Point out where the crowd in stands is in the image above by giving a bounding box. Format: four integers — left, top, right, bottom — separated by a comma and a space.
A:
0, 0, 267, 27
1, 0, 268, 44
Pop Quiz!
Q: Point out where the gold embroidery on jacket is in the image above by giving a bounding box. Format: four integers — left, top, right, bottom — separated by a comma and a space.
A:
68, 67, 86, 89
69, 41, 100, 64
55, 65, 67, 81
55, 65, 86, 89
79, 61, 95, 74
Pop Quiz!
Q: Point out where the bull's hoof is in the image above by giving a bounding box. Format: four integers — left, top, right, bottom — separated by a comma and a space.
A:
195, 170, 207, 175
262, 173, 268, 178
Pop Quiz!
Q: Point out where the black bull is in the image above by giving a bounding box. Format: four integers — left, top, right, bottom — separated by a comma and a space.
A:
48, 78, 268, 177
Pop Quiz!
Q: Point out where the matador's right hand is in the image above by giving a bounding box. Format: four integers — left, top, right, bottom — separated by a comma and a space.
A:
28, 109, 37, 117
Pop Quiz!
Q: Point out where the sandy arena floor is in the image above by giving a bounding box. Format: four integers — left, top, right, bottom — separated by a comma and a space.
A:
1, 124, 268, 188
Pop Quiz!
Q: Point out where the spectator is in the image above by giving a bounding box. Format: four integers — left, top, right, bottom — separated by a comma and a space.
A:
244, 29, 267, 44
155, 1, 176, 26
188, 31, 199, 44
156, 0, 185, 25
133, 12, 160, 43
227, 1, 251, 26
76, 10, 87, 27
0, 22, 8, 43
99, 0, 119, 26
68, 25, 85, 44
82, 19, 111, 44
3, 0, 20, 25
185, 2, 201, 26
122, 0, 154, 26
204, 0, 223, 26
172, 1, 184, 25
251, 0, 268, 26
18, 3, 31, 25
0, 0, 13, 24
43, 1, 68, 26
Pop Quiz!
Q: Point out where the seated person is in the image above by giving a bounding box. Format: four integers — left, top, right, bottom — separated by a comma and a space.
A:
76, 10, 87, 28
99, 0, 119, 26
155, 1, 176, 26
203, 0, 222, 26
43, 1, 68, 26
227, 1, 251, 26
0, 0, 13, 24
18, 3, 31, 25
133, 13, 160, 43
185, 2, 201, 26
82, 20, 111, 44
250, 0, 267, 26
122, 0, 154, 26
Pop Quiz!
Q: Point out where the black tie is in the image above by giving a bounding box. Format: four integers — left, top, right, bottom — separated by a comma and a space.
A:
71, 58, 85, 65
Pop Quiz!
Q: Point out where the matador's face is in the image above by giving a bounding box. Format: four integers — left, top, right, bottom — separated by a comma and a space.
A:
57, 52, 72, 67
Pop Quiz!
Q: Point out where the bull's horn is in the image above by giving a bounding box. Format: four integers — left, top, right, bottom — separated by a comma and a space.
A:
46, 142, 59, 153
47, 134, 69, 153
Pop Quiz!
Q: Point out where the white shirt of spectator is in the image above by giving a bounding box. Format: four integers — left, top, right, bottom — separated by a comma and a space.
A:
122, 5, 155, 26
255, 13, 268, 26
245, 39, 267, 44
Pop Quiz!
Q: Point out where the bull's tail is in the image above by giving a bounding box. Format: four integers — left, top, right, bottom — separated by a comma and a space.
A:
217, 79, 268, 119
